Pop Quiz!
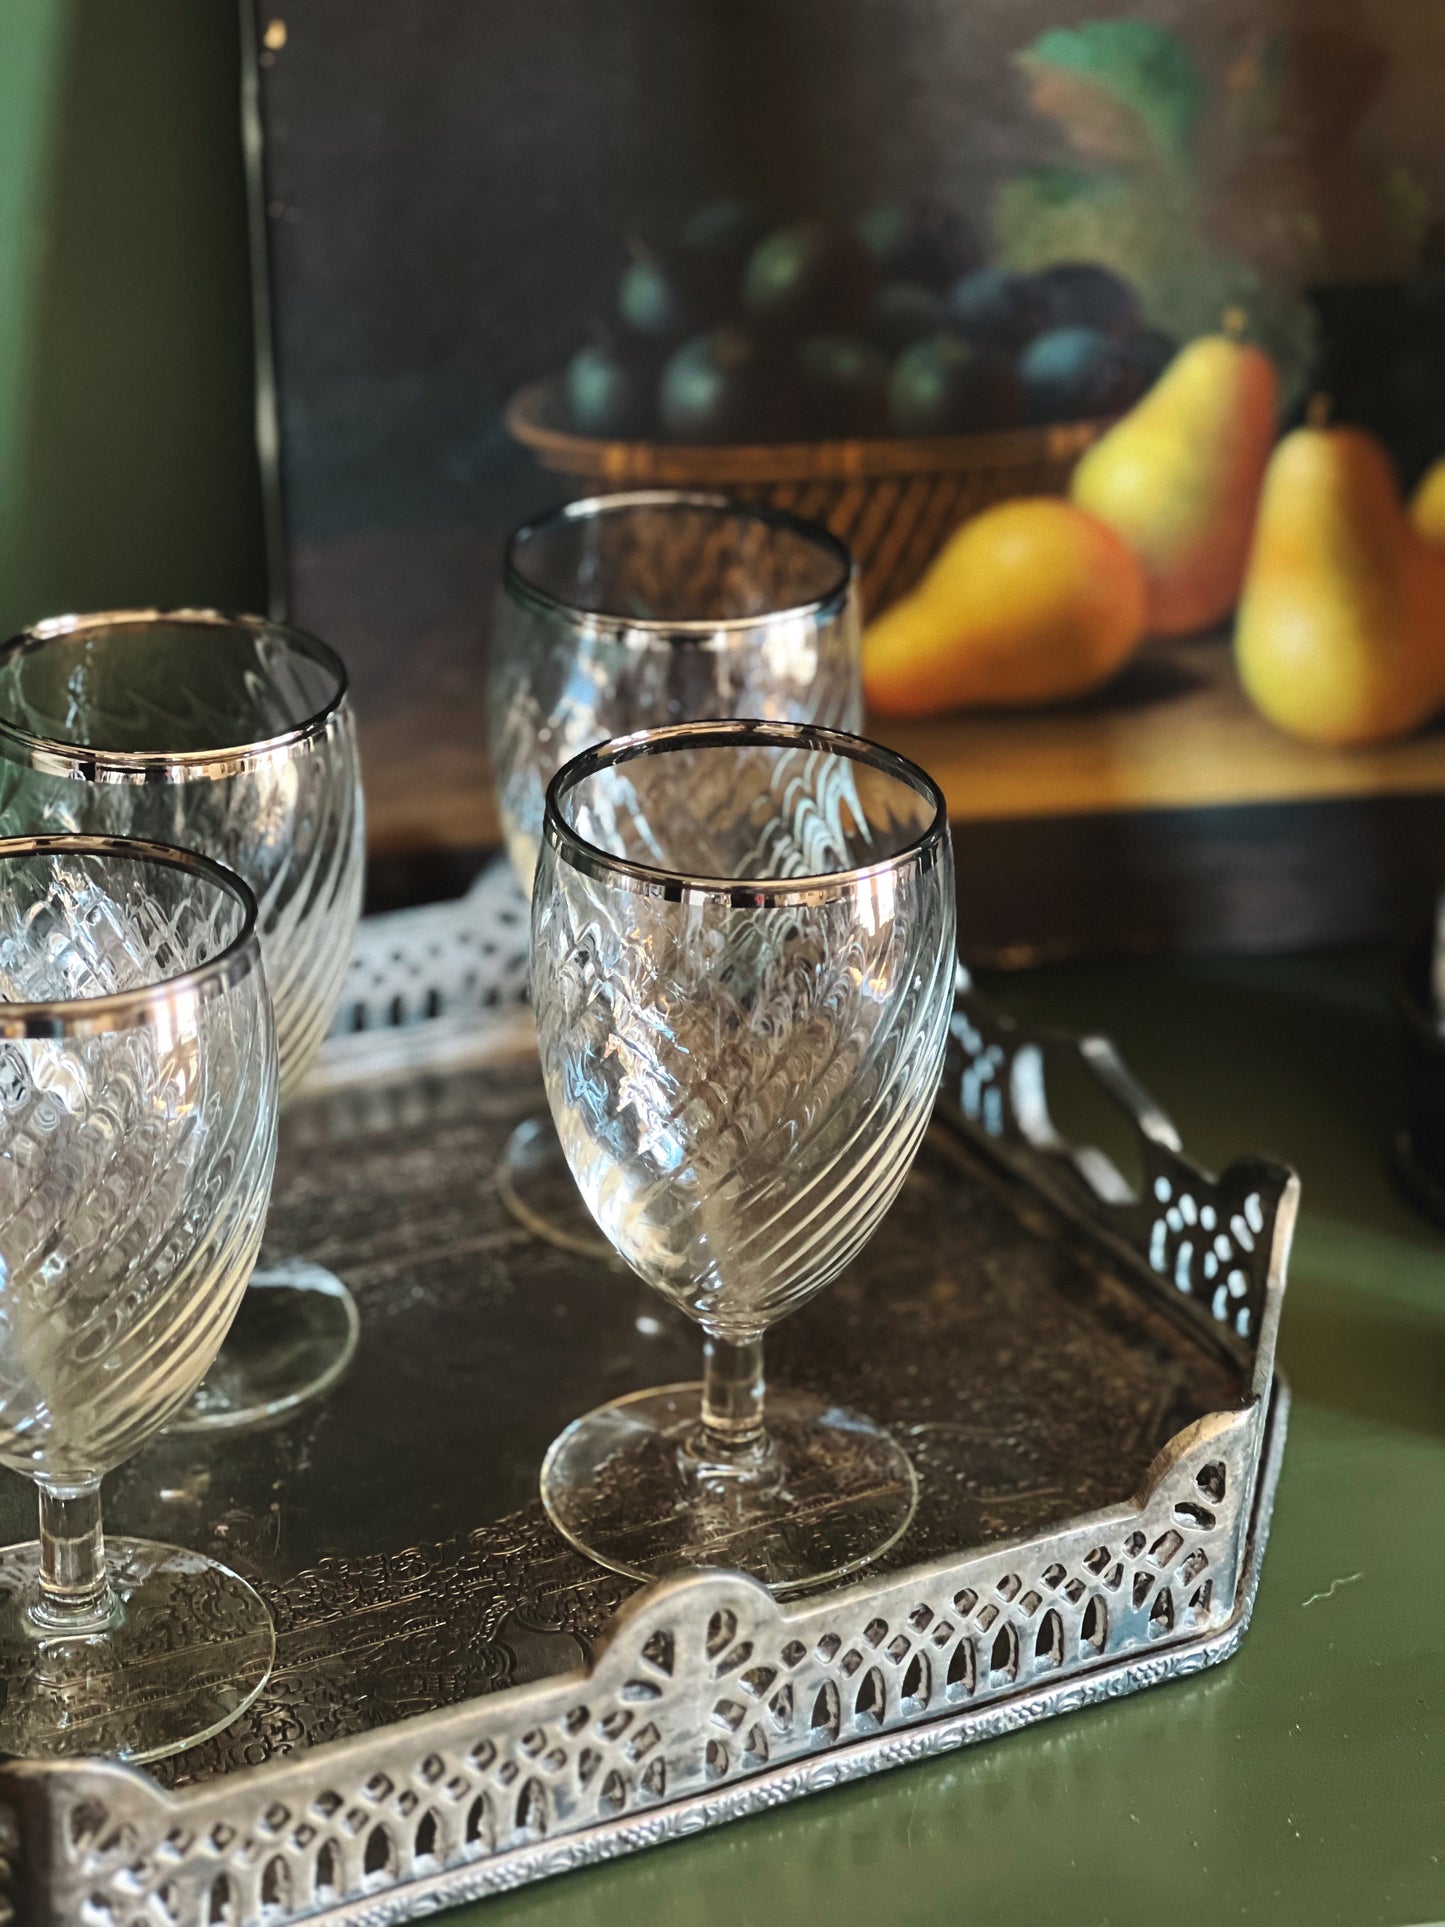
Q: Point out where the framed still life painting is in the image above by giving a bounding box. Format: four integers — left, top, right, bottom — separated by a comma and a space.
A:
247, 0, 1445, 958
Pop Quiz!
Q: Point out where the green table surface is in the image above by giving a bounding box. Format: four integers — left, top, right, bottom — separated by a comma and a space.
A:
444, 948, 1444, 1927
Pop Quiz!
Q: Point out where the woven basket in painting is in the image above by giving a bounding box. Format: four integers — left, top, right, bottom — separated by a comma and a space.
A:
505, 379, 1105, 616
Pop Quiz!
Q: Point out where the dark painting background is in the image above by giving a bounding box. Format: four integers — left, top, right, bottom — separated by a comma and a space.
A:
255, 0, 1445, 940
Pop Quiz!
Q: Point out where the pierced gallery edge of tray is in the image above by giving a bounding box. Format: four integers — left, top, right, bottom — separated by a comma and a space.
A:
0, 865, 1296, 1927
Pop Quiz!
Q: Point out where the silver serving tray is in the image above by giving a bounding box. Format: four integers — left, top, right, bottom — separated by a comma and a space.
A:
0, 866, 1295, 1927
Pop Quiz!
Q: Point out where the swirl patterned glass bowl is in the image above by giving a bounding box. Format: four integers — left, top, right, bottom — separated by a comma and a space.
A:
0, 835, 279, 1761
0, 610, 364, 1429
489, 491, 862, 1257
531, 721, 956, 1593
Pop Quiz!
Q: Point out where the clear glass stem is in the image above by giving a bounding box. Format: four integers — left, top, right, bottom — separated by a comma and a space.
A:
33, 1481, 113, 1632
700, 1334, 767, 1461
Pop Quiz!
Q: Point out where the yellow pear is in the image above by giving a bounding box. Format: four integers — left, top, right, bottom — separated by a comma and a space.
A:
1235, 425, 1445, 746
1410, 456, 1445, 549
1071, 331, 1278, 634
863, 498, 1146, 718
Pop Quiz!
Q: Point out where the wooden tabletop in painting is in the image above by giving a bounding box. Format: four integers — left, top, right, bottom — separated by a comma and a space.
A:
360, 628, 1445, 863
439, 946, 1445, 1927
881, 632, 1445, 822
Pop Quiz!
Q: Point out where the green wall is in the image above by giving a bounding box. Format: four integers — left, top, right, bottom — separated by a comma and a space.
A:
0, 0, 265, 637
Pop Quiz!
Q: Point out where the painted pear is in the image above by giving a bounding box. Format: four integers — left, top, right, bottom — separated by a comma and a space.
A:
1236, 426, 1445, 746
1070, 331, 1279, 634
1410, 456, 1445, 550
863, 497, 1146, 718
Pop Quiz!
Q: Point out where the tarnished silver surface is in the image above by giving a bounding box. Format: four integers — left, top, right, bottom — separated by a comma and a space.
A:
0, 876, 1295, 1925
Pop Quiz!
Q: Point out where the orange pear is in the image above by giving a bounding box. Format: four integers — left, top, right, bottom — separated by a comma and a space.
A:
863, 498, 1146, 718
1070, 331, 1279, 635
1235, 425, 1445, 746
1410, 456, 1445, 549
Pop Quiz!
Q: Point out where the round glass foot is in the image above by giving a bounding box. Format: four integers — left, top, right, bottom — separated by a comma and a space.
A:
541, 1384, 918, 1595
169, 1261, 360, 1433
498, 1114, 617, 1260
0, 1538, 274, 1762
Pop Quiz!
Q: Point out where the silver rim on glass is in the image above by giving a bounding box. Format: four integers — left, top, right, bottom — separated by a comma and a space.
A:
503, 491, 855, 640
0, 607, 350, 783
543, 717, 948, 902
0, 831, 262, 1036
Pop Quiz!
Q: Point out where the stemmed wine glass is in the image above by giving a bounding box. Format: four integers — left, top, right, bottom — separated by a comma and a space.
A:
531, 721, 956, 1593
489, 491, 861, 1256
0, 609, 364, 1429
0, 835, 279, 1759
